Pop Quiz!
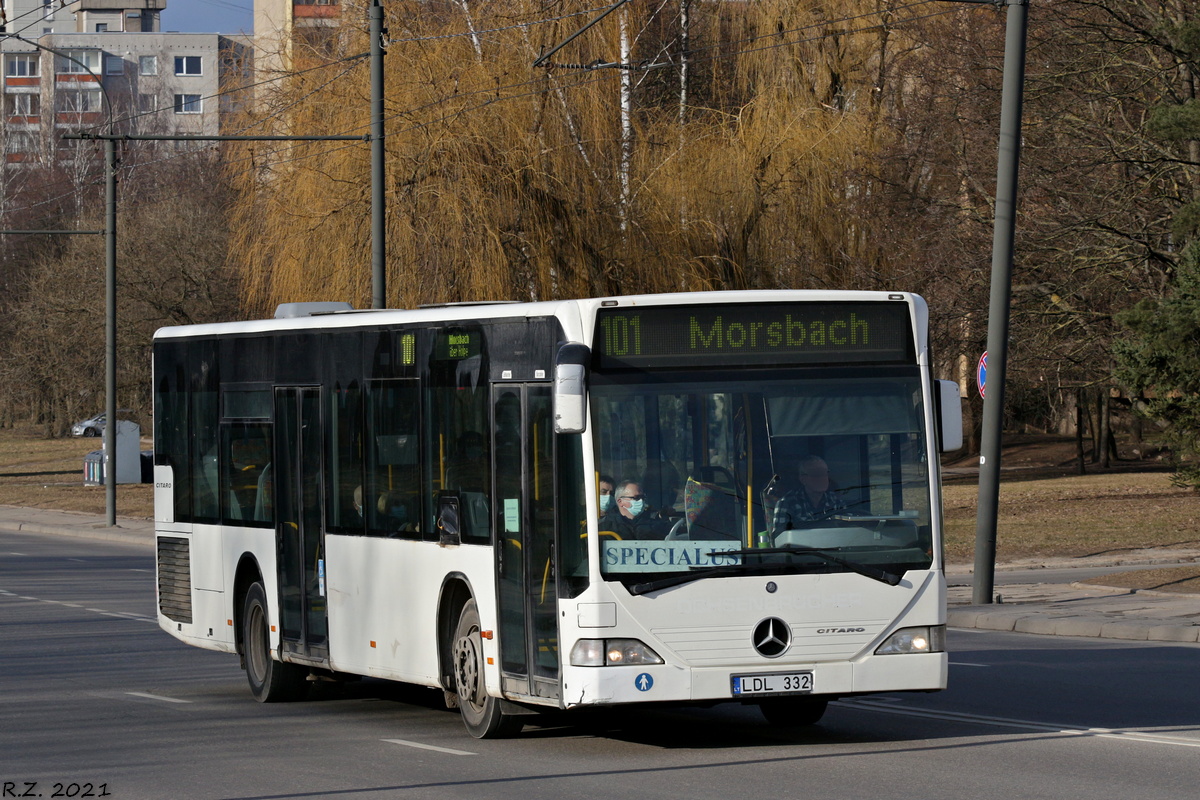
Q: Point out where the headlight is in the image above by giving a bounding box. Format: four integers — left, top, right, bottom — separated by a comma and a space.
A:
875, 625, 945, 655
570, 638, 664, 667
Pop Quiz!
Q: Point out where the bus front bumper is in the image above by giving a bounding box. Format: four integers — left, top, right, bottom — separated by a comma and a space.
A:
560, 652, 947, 708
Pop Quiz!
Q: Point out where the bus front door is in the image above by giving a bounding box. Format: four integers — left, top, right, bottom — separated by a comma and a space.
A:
493, 384, 560, 702
274, 386, 328, 665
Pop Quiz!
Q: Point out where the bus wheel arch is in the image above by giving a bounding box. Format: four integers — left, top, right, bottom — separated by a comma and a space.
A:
436, 575, 474, 693
232, 555, 263, 666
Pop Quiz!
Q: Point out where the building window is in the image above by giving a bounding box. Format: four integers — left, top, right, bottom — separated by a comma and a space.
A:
5, 54, 39, 77
174, 94, 201, 114
3, 131, 37, 155
56, 89, 103, 113
5, 94, 41, 117
174, 56, 202, 76
139, 55, 157, 76
138, 94, 157, 114
57, 50, 101, 75
95, 23, 108, 32
105, 56, 124, 76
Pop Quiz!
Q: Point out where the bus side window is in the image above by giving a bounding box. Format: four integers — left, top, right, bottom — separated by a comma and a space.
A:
366, 380, 422, 538
222, 424, 272, 526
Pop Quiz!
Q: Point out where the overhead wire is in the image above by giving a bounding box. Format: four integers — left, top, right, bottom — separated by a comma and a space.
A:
2, 0, 985, 218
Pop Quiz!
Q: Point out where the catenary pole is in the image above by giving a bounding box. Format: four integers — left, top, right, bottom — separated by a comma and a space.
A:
371, 0, 387, 309
973, 0, 1029, 605
105, 137, 118, 526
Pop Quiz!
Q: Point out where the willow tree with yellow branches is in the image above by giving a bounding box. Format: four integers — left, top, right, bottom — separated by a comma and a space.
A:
228, 0, 934, 314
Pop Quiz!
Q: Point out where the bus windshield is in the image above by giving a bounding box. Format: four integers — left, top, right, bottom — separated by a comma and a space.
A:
591, 366, 933, 586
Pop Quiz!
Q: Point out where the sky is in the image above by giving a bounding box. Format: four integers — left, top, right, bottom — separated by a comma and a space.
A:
161, 0, 254, 36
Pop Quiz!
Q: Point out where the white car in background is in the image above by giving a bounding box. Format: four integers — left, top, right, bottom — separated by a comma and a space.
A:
71, 413, 106, 437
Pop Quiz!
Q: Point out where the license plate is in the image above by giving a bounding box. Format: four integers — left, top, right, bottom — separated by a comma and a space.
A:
731, 671, 813, 697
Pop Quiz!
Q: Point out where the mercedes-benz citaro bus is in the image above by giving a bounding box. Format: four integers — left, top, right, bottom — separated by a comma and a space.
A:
152, 291, 963, 738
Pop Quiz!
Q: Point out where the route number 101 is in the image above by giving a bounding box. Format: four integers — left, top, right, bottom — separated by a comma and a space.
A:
599, 315, 642, 357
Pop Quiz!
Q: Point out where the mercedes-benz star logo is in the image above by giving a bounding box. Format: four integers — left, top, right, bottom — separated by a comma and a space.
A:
752, 617, 791, 658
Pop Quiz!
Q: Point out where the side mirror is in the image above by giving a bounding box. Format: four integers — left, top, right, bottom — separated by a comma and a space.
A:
936, 380, 964, 453
554, 343, 590, 434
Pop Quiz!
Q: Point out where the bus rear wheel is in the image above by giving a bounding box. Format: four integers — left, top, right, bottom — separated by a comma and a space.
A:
758, 696, 828, 727
451, 599, 522, 738
243, 582, 308, 703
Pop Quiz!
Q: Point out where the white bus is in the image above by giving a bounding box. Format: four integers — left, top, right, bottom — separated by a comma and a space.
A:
152, 291, 962, 737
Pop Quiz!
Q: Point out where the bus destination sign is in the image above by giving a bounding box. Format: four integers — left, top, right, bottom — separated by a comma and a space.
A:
593, 302, 913, 369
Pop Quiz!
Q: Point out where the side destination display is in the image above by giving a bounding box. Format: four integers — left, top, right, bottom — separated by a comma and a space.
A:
594, 302, 914, 369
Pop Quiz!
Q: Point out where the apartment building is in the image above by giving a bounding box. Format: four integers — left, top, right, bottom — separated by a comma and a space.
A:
253, 0, 341, 76
1, 1, 251, 164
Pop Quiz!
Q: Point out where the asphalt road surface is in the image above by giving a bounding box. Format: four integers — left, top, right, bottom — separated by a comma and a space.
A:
3, 530, 1198, 800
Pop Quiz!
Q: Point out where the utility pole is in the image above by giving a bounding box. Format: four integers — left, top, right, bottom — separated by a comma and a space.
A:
104, 137, 118, 526
972, 0, 1029, 605
370, 0, 387, 309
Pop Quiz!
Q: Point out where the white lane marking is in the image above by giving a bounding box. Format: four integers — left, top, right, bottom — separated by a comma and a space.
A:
0, 587, 155, 623
382, 739, 477, 756
949, 661, 991, 667
126, 692, 192, 704
839, 699, 1200, 749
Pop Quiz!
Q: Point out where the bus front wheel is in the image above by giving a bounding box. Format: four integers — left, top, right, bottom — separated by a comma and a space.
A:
758, 697, 828, 727
242, 582, 308, 703
451, 599, 522, 738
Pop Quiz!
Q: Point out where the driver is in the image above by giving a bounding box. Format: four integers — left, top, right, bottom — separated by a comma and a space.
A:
771, 455, 846, 533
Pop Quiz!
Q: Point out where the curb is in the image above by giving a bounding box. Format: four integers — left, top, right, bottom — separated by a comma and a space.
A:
0, 520, 152, 549
947, 605, 1200, 643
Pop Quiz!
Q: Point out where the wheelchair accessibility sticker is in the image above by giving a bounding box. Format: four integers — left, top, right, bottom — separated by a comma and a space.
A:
635, 673, 654, 692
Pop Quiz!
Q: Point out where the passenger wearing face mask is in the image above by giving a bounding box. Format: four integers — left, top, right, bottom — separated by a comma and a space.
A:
599, 479, 669, 540
597, 474, 616, 519
378, 490, 417, 533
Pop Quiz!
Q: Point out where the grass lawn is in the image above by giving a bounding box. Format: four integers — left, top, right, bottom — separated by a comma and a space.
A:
0, 425, 153, 518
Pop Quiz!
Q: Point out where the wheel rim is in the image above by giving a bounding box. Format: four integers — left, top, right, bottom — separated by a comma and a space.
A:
247, 603, 268, 684
453, 629, 484, 712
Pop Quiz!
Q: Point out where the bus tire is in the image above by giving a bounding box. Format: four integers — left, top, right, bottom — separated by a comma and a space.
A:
451, 599, 522, 738
758, 697, 828, 727
242, 582, 308, 703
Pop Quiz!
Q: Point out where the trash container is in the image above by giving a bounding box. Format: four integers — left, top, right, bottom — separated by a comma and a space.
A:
83, 421, 144, 485
83, 451, 105, 486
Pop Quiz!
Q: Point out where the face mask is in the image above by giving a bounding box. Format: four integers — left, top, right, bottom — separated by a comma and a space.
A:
390, 505, 408, 523
627, 499, 645, 516
599, 494, 613, 513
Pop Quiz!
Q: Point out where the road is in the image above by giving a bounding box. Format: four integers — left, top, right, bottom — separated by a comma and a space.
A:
3, 530, 1199, 800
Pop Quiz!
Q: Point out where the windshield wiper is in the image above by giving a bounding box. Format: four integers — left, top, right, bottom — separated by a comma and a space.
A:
627, 544, 903, 595
628, 562, 774, 596
741, 545, 903, 586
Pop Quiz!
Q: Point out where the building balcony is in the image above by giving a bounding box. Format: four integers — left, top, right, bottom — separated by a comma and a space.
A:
294, 3, 340, 19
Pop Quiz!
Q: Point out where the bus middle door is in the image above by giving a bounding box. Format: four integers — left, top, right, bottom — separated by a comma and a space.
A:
274, 386, 328, 666
493, 383, 560, 702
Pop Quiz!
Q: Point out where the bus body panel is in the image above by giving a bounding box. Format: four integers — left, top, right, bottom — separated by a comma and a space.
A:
323, 534, 497, 688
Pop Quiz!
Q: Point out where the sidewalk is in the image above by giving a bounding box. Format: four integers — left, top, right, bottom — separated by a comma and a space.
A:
4, 505, 1199, 644
946, 576, 1200, 644
0, 504, 153, 548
